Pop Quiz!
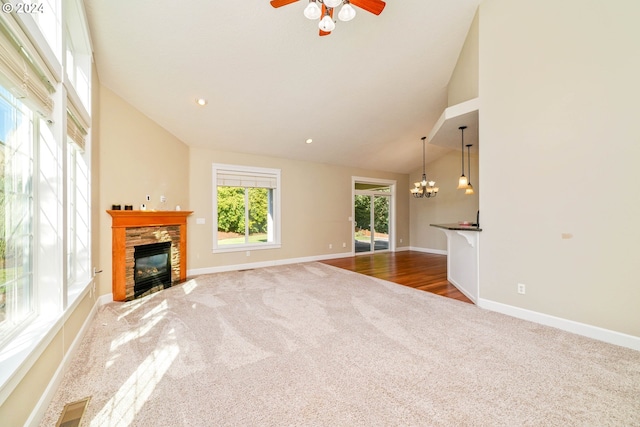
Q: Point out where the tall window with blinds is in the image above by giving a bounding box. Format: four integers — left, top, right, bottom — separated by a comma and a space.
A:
212, 164, 281, 252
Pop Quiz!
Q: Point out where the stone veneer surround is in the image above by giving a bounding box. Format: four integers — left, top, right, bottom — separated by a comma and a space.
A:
107, 210, 193, 301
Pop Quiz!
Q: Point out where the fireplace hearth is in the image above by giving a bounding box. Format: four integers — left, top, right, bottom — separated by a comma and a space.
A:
134, 241, 172, 298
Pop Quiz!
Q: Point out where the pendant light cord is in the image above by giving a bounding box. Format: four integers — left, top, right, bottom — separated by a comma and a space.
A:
459, 126, 466, 177
466, 144, 472, 184
422, 136, 426, 175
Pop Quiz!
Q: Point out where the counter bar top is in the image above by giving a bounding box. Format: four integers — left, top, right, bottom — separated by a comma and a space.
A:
431, 223, 482, 232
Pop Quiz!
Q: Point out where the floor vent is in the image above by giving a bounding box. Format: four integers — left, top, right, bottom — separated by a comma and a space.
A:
56, 397, 90, 427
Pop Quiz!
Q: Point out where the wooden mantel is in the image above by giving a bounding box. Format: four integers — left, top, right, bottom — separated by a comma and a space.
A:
107, 210, 193, 301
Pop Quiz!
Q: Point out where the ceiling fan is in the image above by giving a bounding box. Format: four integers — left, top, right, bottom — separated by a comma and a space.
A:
270, 0, 386, 36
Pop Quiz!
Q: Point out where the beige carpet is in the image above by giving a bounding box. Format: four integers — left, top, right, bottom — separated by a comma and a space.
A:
40, 262, 640, 426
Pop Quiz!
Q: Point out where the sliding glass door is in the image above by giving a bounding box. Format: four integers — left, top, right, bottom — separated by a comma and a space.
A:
354, 183, 392, 253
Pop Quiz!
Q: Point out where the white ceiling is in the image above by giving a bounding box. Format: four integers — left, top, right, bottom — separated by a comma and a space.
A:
83, 0, 479, 174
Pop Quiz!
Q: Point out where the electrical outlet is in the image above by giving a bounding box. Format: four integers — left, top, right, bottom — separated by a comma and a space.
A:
246, 251, 250, 257
160, 195, 166, 203
400, 238, 403, 243
517, 283, 526, 294
329, 244, 332, 249
342, 242, 346, 248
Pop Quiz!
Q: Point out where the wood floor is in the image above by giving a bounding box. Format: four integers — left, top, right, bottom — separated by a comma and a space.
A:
320, 251, 473, 304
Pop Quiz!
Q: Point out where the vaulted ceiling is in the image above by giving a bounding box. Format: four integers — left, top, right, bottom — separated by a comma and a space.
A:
84, 0, 478, 174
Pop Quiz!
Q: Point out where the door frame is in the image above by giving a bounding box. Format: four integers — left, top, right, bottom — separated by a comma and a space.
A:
351, 176, 396, 254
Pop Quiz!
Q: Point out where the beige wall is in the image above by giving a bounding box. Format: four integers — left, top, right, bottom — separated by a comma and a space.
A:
97, 85, 190, 297
448, 9, 479, 107
479, 0, 640, 336
410, 151, 479, 251
188, 147, 410, 270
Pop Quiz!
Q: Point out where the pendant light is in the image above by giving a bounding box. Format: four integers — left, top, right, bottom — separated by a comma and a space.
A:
457, 126, 468, 189
465, 143, 474, 195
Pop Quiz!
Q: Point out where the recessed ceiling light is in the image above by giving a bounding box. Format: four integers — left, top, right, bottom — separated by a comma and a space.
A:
305, 138, 312, 144
196, 98, 207, 106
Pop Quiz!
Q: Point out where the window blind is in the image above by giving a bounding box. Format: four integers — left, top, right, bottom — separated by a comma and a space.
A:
67, 103, 88, 151
216, 170, 278, 189
0, 13, 55, 117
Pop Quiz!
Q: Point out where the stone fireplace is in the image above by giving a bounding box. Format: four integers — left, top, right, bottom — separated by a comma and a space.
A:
108, 210, 193, 301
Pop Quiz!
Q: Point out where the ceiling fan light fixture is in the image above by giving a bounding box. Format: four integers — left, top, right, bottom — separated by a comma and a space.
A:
271, 0, 385, 36
324, 0, 343, 8
319, 13, 336, 31
303, 1, 321, 19
338, 3, 356, 21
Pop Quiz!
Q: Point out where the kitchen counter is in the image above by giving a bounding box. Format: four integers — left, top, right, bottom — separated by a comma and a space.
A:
431, 223, 482, 232
430, 223, 481, 303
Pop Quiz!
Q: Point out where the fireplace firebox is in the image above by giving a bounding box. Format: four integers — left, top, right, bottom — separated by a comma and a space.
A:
134, 241, 172, 298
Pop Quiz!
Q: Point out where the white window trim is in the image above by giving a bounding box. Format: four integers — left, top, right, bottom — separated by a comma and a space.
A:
212, 163, 281, 253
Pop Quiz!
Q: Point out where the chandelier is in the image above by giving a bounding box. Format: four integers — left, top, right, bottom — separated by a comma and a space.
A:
410, 137, 439, 198
270, 0, 386, 36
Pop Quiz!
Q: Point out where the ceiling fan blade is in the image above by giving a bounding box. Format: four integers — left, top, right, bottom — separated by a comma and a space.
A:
270, 0, 299, 8
319, 5, 333, 36
350, 0, 386, 15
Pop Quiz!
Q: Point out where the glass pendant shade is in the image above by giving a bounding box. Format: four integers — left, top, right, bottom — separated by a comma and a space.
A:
457, 175, 468, 189
304, 1, 321, 19
465, 184, 475, 195
338, 3, 356, 21
324, 0, 343, 8
319, 14, 336, 31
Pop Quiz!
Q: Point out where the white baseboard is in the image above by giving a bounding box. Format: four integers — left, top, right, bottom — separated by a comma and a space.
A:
395, 246, 411, 252
187, 252, 353, 276
97, 293, 114, 306
478, 298, 640, 352
409, 246, 447, 255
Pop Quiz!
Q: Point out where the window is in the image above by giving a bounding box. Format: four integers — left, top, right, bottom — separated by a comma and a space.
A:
66, 139, 90, 288
64, 0, 92, 111
0, 86, 35, 345
33, 0, 62, 62
212, 164, 281, 252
